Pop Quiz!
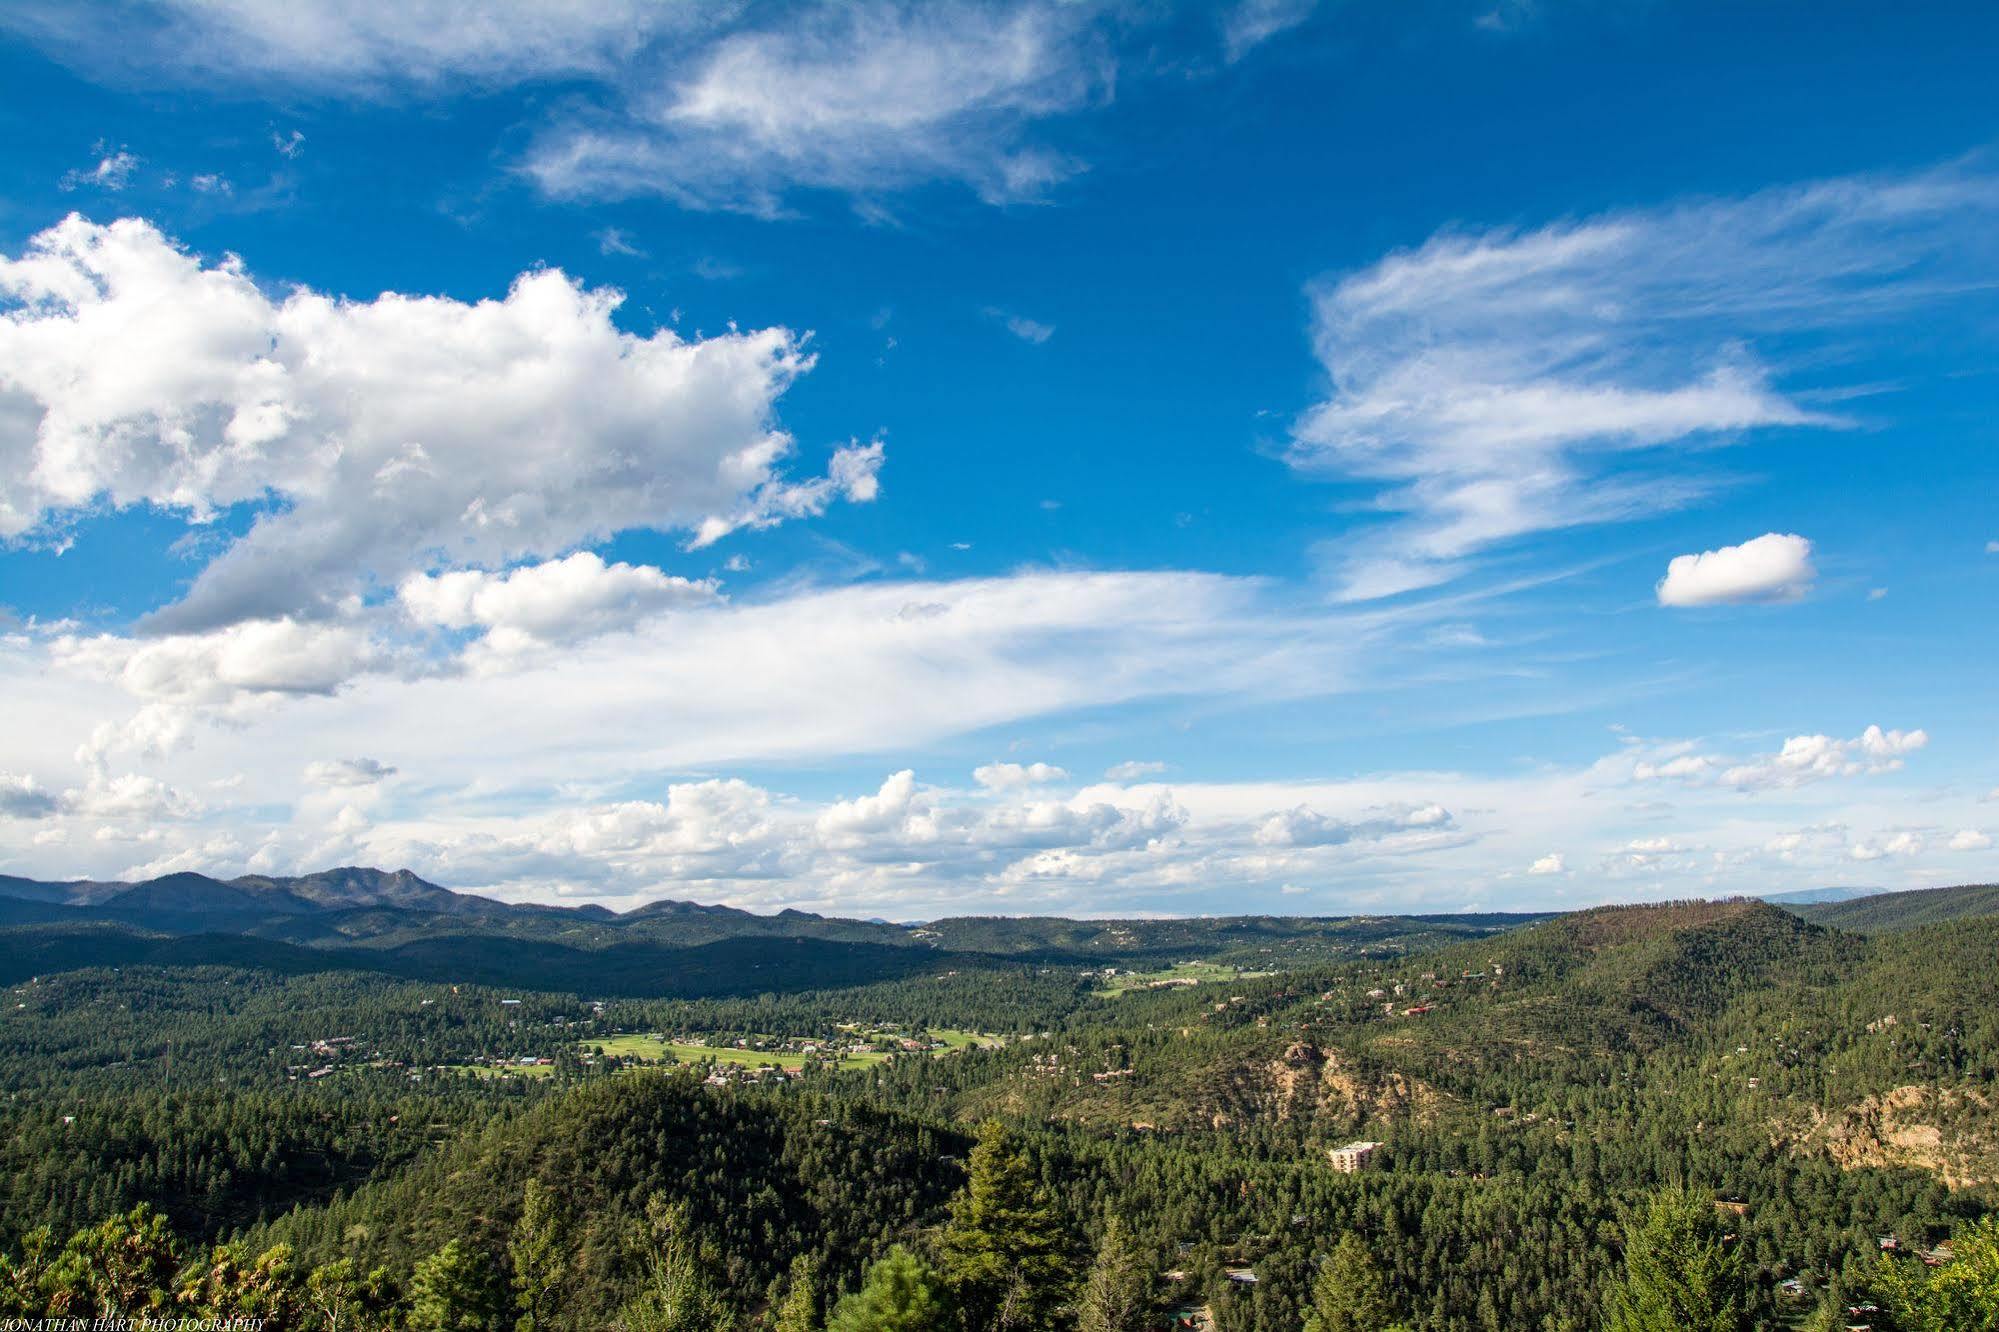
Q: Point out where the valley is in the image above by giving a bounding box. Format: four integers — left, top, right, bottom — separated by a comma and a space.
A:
2, 870, 1996, 1329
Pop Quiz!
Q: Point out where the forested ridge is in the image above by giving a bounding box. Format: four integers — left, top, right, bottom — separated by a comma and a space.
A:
4, 879, 1998, 1329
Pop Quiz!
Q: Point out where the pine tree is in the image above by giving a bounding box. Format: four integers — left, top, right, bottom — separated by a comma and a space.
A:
408, 1240, 504, 1332
305, 1258, 361, 1332
1601, 1191, 1746, 1332
510, 1178, 567, 1332
178, 1241, 304, 1327
48, 1205, 180, 1317
617, 1197, 732, 1332
825, 1248, 949, 1332
1302, 1233, 1399, 1332
1077, 1218, 1152, 1332
938, 1120, 1077, 1332
772, 1255, 819, 1332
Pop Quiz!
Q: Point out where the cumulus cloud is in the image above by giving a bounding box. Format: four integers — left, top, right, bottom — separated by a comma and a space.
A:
399, 552, 718, 656
0, 215, 873, 630
67, 770, 200, 820
0, 772, 62, 818
1657, 533, 1815, 607
1251, 801, 1451, 848
1105, 760, 1168, 781
972, 761, 1067, 790
5, 696, 1991, 912
1720, 726, 1927, 790
0, 768, 196, 822
1631, 726, 1928, 791
1949, 829, 1993, 852
1848, 831, 1923, 861
1294, 166, 1999, 599
54, 617, 384, 705
303, 757, 397, 788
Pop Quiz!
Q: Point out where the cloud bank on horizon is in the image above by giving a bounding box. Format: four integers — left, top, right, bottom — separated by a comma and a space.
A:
0, 0, 1995, 915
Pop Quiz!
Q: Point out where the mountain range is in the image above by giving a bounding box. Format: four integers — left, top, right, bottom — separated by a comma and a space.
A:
0, 866, 1553, 997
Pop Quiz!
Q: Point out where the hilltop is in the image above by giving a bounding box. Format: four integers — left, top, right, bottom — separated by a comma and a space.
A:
1790, 880, 1999, 932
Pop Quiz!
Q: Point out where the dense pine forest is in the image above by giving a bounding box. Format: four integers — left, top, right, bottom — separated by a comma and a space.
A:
3, 871, 1998, 1329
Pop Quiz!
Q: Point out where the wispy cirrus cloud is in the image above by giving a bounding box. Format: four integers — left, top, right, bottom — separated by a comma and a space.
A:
522, 2, 1108, 214
1220, 0, 1319, 62
11, 2, 1127, 216
1295, 164, 1999, 600
2, 0, 687, 88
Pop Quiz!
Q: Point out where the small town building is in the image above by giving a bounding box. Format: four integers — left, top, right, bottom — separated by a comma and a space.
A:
1327, 1141, 1382, 1173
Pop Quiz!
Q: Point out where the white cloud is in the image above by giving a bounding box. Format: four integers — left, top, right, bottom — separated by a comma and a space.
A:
1221, 0, 1318, 61
398, 553, 718, 656
0, 215, 872, 630
985, 307, 1055, 343
4, 690, 1994, 913
1295, 166, 1999, 599
1849, 831, 1923, 862
271, 128, 304, 158
522, 3, 1105, 214
1004, 314, 1054, 344
67, 770, 200, 820
24, 569, 1359, 797
1630, 753, 1716, 783
595, 226, 645, 257
0, 768, 196, 822
8, 3, 1140, 215
4, 0, 687, 87
60, 150, 139, 191
972, 761, 1068, 790
1949, 829, 1993, 852
54, 617, 384, 706
1656, 533, 1815, 607
1630, 726, 1928, 791
0, 772, 62, 819
1251, 802, 1451, 848
1720, 726, 1927, 790
303, 757, 397, 788
1106, 760, 1168, 781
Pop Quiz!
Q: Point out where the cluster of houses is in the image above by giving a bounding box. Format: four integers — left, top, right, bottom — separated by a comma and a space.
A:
702, 1064, 804, 1087
284, 1035, 367, 1081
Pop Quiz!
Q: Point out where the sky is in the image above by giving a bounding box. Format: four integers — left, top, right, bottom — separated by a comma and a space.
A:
0, 0, 1996, 919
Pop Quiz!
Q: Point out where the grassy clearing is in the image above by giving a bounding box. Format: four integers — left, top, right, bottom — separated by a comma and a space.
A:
927, 1028, 1005, 1051
1091, 961, 1263, 998
578, 1033, 890, 1071
445, 1062, 553, 1079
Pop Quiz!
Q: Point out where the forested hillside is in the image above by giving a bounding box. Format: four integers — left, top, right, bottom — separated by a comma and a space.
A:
3, 876, 1996, 1330
1793, 882, 1999, 933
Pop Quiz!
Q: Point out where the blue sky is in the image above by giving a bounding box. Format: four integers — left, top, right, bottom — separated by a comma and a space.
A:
1, 0, 1995, 916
